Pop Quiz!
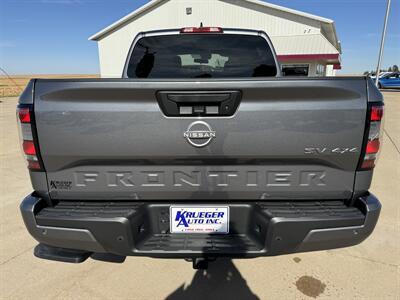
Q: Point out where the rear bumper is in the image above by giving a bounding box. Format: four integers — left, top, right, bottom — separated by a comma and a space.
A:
20, 194, 381, 259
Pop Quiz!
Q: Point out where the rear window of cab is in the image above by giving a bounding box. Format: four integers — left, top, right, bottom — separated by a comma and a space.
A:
126, 34, 278, 78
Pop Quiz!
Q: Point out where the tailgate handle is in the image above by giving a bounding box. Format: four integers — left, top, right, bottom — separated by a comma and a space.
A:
157, 91, 242, 117
167, 93, 231, 103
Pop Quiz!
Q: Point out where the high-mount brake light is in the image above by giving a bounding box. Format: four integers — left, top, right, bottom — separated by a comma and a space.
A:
359, 103, 384, 170
16, 105, 42, 171
180, 27, 223, 33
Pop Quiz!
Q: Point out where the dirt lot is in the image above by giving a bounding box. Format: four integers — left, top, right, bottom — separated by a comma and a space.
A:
0, 91, 399, 299
0, 75, 98, 97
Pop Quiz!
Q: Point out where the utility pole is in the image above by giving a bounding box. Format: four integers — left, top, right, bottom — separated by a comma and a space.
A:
375, 0, 391, 87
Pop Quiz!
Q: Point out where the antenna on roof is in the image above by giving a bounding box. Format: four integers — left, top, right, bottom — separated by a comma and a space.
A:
200, 22, 203, 28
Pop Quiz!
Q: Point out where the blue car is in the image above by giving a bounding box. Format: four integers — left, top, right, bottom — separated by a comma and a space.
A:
378, 72, 400, 89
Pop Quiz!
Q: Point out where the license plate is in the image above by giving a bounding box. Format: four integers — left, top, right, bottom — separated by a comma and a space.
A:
170, 206, 229, 234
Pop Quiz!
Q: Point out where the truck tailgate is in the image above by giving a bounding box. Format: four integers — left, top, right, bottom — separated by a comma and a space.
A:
33, 78, 367, 200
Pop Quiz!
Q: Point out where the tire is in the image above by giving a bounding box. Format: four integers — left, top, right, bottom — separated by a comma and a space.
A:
378, 82, 382, 89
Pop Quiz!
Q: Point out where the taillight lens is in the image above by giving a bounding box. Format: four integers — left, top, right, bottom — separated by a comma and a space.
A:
359, 103, 384, 170
17, 105, 42, 170
22, 140, 37, 156
18, 107, 31, 123
370, 106, 384, 121
366, 139, 380, 154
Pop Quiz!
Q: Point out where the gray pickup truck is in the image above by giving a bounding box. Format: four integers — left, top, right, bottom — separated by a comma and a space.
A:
18, 27, 384, 269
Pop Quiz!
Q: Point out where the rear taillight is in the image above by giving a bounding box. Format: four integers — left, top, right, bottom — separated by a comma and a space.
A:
359, 103, 384, 170
18, 107, 31, 123
17, 105, 42, 171
370, 106, 384, 121
180, 27, 223, 33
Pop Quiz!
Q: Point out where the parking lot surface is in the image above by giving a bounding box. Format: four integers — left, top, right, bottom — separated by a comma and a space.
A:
0, 91, 399, 299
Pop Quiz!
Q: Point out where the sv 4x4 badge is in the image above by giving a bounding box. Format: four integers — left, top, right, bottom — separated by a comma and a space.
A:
184, 121, 216, 147
304, 147, 359, 154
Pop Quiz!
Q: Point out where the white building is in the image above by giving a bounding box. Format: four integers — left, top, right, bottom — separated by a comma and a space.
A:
89, 0, 342, 78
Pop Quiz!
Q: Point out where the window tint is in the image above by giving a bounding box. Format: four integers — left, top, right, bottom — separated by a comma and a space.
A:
127, 34, 277, 78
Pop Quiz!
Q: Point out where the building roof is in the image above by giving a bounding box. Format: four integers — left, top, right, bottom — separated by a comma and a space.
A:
89, 0, 340, 52
272, 34, 339, 55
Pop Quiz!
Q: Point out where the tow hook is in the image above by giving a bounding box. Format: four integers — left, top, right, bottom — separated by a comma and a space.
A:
186, 257, 216, 269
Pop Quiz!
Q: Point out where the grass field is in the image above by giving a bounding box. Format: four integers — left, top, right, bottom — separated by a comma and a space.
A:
0, 74, 99, 98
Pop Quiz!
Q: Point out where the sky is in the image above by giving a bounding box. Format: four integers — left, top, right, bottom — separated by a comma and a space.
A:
0, 0, 399, 75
